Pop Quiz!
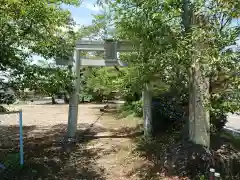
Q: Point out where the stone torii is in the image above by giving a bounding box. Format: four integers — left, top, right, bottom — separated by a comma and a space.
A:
56, 39, 152, 138
56, 38, 210, 149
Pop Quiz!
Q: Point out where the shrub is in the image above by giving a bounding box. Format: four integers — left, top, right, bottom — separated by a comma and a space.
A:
119, 86, 231, 136
118, 100, 143, 118
151, 90, 187, 135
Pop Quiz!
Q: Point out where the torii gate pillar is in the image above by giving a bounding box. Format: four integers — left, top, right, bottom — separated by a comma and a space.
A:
65, 39, 133, 138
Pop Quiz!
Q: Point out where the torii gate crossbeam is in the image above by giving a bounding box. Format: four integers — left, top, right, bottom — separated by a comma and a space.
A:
62, 39, 134, 138
56, 39, 152, 139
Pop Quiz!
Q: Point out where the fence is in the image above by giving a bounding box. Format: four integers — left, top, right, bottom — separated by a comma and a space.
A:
0, 110, 24, 176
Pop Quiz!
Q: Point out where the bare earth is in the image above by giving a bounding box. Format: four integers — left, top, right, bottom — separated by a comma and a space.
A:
0, 103, 157, 180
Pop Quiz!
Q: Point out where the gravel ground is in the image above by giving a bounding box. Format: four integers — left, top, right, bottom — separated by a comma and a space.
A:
0, 102, 148, 180
0, 101, 239, 179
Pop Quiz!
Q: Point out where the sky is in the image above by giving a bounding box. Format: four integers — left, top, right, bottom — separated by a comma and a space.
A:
62, 0, 101, 26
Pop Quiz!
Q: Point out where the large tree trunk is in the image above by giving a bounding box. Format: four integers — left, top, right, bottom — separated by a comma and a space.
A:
189, 61, 210, 148
182, 3, 210, 148
188, 15, 210, 148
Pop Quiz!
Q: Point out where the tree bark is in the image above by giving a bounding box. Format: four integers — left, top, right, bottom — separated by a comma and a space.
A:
182, 1, 210, 147
189, 15, 210, 148
191, 59, 210, 147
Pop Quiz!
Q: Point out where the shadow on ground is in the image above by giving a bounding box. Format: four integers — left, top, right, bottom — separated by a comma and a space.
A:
0, 123, 106, 180
128, 130, 240, 180
2, 117, 239, 180
0, 122, 144, 180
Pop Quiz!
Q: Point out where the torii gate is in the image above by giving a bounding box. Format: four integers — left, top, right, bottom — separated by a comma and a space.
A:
56, 39, 152, 138
56, 38, 210, 148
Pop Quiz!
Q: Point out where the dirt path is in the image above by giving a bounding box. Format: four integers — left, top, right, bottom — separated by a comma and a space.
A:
0, 103, 152, 180
82, 112, 145, 180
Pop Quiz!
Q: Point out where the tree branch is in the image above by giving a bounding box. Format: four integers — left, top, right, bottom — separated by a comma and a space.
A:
114, 66, 124, 75
220, 16, 232, 32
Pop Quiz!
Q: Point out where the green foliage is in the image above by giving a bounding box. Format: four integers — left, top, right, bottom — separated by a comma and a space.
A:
0, 0, 83, 105
118, 100, 143, 118
0, 82, 16, 104
0, 0, 79, 71
10, 63, 73, 100
0, 0, 106, 102
81, 0, 240, 138
81, 67, 124, 101
93, 0, 240, 126
86, 67, 119, 96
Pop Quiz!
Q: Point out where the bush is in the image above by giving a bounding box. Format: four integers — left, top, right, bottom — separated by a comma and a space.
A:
210, 112, 227, 133
118, 86, 230, 136
210, 94, 229, 132
118, 100, 143, 118
122, 92, 141, 103
151, 88, 230, 135
151, 90, 187, 135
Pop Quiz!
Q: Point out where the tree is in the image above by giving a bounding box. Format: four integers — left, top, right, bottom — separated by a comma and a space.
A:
0, 0, 80, 70
1, 0, 111, 106
0, 0, 81, 107
89, 0, 240, 140
11, 63, 73, 104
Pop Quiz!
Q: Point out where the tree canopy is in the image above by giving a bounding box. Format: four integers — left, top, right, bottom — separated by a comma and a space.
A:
87, 0, 240, 114
0, 0, 79, 71
1, 0, 240, 127
0, 0, 106, 104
